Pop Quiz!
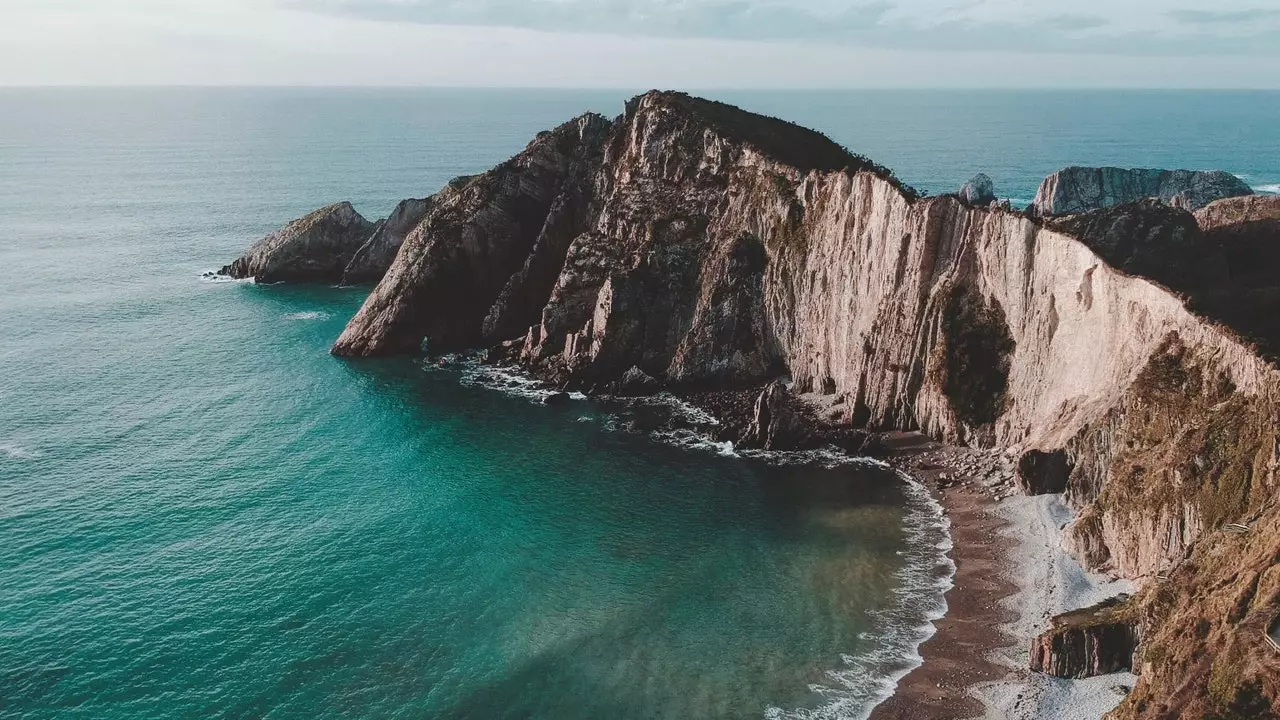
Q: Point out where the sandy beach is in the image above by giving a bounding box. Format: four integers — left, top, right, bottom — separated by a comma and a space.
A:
872, 437, 1137, 720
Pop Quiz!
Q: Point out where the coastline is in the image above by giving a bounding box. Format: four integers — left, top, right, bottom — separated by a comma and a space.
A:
870, 436, 1136, 720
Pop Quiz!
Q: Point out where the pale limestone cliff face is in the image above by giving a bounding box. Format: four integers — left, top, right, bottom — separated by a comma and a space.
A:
238, 92, 1280, 716
220, 201, 375, 283
1031, 166, 1253, 216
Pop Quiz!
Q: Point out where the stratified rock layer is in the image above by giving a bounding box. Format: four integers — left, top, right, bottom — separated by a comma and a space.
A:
221, 202, 376, 283
239, 92, 1280, 717
1031, 166, 1253, 216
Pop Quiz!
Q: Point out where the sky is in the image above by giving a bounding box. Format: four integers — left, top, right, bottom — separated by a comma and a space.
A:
1, 0, 1277, 87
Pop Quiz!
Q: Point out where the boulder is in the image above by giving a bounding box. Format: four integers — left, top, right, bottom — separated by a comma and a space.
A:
958, 173, 996, 206
741, 381, 815, 451
220, 202, 376, 283
1031, 166, 1252, 216
613, 366, 660, 396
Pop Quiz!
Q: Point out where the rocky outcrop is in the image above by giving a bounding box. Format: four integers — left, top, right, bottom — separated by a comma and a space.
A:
341, 197, 434, 285
958, 173, 996, 206
1195, 194, 1280, 230
1031, 166, 1253, 216
1030, 596, 1141, 679
741, 381, 815, 450
240, 92, 1280, 717
220, 202, 376, 283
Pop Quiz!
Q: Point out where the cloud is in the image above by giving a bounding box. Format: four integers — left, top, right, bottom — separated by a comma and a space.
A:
1168, 9, 1280, 25
284, 0, 895, 42
284, 0, 1280, 55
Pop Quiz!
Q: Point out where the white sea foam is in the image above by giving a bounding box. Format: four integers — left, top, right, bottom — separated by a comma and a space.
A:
433, 360, 958, 720
1, 444, 38, 460
283, 311, 329, 321
1254, 183, 1280, 195
200, 270, 254, 284
766, 469, 955, 720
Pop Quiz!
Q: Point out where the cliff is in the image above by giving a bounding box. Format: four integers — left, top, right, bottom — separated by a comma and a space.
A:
341, 197, 434, 285
1031, 166, 1253, 216
228, 92, 1280, 718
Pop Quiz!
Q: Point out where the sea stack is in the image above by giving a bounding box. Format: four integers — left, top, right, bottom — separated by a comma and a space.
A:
1030, 166, 1252, 216
220, 201, 375, 284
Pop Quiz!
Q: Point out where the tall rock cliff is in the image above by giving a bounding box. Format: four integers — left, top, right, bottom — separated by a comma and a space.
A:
1031, 166, 1253, 216
230, 92, 1280, 717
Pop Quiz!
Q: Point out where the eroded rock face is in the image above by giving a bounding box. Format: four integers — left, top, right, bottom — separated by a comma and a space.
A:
220, 202, 375, 283
341, 197, 434, 285
1031, 166, 1253, 216
1030, 596, 1141, 679
958, 173, 996, 206
332, 112, 614, 356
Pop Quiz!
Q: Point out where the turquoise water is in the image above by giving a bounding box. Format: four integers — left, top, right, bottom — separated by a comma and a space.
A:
1, 89, 1276, 720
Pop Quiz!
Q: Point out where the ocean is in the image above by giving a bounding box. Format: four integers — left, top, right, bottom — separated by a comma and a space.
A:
1, 88, 1275, 720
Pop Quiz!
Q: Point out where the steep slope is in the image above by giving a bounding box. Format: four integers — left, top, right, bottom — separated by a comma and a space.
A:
232, 91, 1280, 717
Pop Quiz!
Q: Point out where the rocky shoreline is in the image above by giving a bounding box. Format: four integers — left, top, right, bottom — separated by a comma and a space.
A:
221, 91, 1280, 717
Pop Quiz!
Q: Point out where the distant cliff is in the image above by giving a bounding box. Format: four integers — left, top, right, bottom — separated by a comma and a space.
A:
1030, 166, 1252, 216
226, 92, 1280, 718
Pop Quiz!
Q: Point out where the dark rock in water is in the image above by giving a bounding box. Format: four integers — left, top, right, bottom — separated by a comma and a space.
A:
613, 366, 660, 396
741, 381, 815, 451
483, 338, 525, 366
958, 173, 996, 206
1016, 449, 1072, 495
220, 202, 376, 283
542, 392, 571, 405
341, 197, 434, 285
1030, 595, 1140, 679
1031, 166, 1252, 216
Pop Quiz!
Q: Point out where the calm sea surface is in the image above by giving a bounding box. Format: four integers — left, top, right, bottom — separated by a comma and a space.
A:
1, 89, 1275, 720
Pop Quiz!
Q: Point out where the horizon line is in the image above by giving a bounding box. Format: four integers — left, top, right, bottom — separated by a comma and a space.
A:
3, 84, 1280, 92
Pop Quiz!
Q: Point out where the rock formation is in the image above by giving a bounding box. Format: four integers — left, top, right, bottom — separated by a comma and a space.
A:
1031, 166, 1253, 216
958, 173, 996, 206
227, 92, 1280, 718
1030, 595, 1141, 679
341, 197, 434, 285
741, 381, 815, 450
220, 202, 376, 283
1195, 194, 1280, 230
